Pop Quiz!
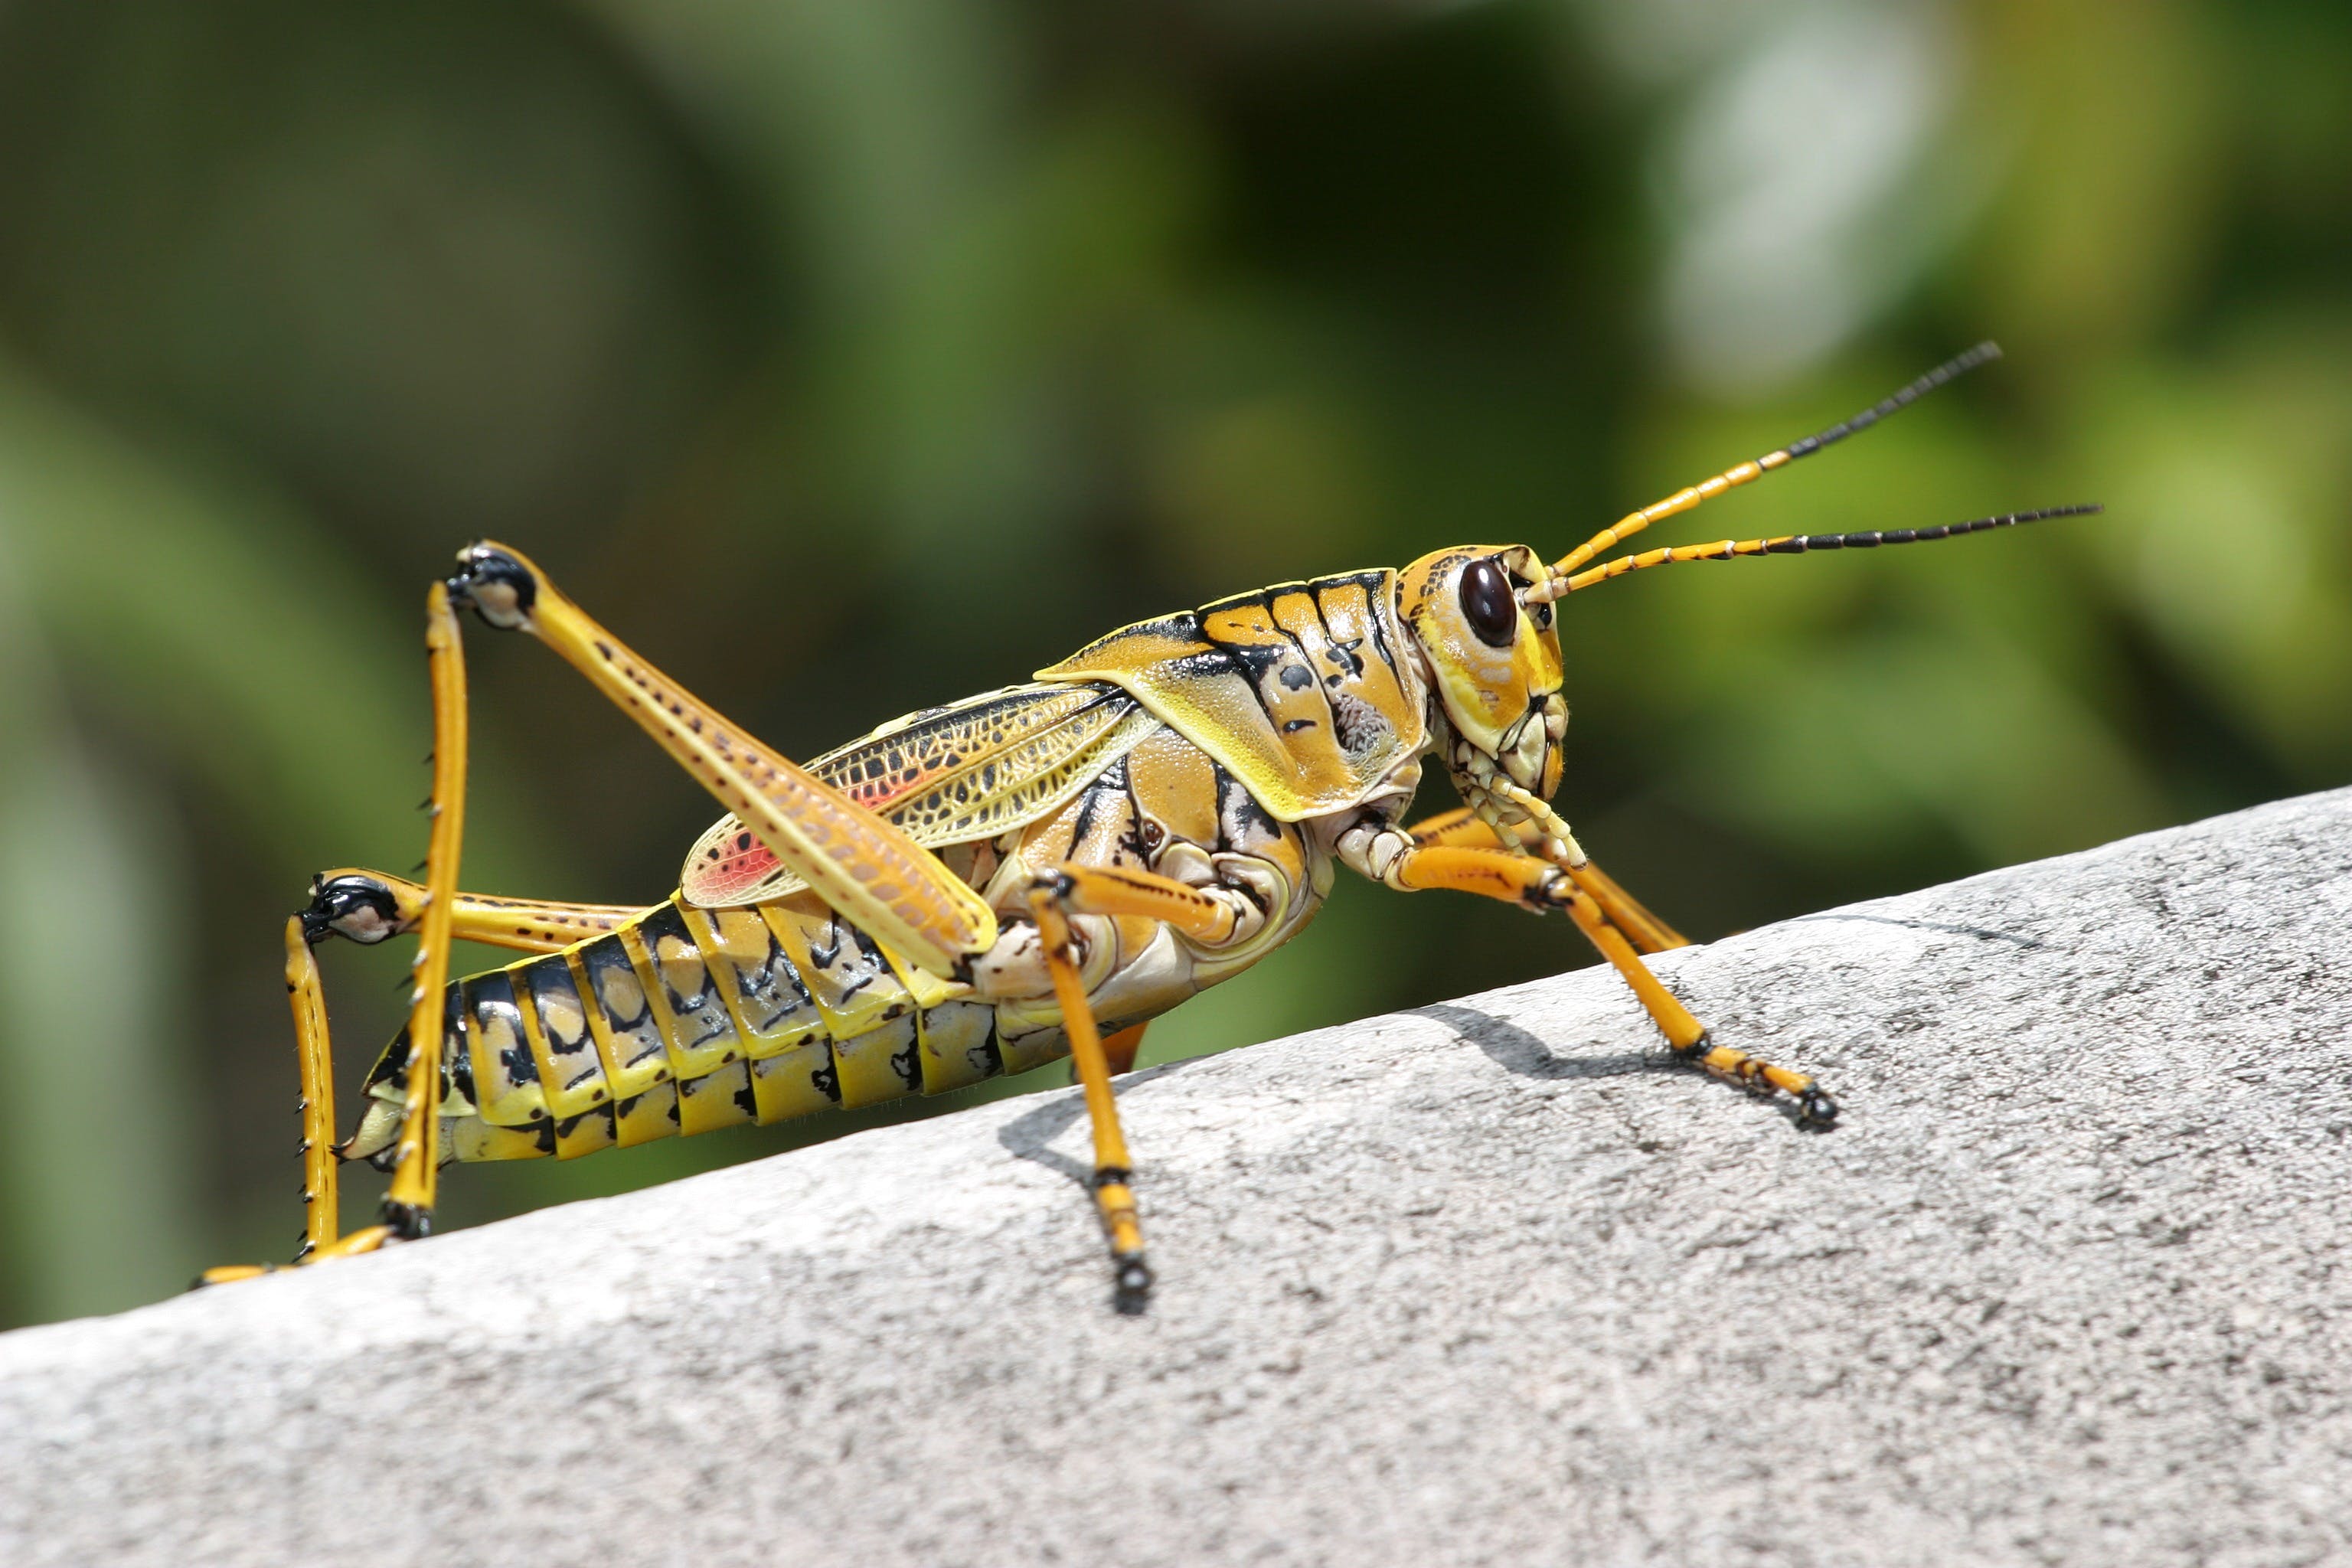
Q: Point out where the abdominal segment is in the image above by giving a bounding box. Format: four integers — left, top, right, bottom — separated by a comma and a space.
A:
344, 727, 1334, 1170
345, 891, 1014, 1168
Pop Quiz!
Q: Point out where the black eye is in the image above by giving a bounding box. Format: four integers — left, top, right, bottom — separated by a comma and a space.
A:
1459, 557, 1518, 648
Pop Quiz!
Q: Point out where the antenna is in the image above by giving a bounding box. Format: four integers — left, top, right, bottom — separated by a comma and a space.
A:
1530, 341, 2005, 604
1556, 505, 2102, 593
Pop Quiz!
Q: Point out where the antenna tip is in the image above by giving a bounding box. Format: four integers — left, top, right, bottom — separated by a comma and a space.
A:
2012, 502, 2102, 524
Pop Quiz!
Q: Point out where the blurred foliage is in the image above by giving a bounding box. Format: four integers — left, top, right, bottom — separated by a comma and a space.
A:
0, 0, 2343, 1327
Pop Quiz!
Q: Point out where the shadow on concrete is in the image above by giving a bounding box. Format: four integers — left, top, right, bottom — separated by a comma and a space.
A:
1408, 1002, 1669, 1083
1788, 912, 2048, 949
995, 1058, 1206, 1188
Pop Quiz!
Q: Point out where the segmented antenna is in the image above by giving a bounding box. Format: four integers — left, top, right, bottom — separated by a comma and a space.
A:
1558, 505, 2102, 593
1530, 341, 2005, 603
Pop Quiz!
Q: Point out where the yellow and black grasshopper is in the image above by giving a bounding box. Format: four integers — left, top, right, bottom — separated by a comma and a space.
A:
203, 342, 2094, 1304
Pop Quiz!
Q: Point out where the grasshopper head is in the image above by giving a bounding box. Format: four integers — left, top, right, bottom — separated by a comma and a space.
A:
1397, 544, 1566, 815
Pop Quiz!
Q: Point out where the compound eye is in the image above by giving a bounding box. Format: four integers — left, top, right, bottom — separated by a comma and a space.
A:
1459, 557, 1518, 648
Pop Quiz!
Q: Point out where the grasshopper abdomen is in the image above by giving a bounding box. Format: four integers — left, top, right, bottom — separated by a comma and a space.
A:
345, 891, 1012, 1168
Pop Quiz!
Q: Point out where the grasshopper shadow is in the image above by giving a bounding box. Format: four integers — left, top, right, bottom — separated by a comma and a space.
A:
1409, 1002, 1670, 1084
995, 1058, 1206, 1188
995, 997, 1681, 1187
1416, 1002, 1839, 1133
997, 1008, 1664, 1186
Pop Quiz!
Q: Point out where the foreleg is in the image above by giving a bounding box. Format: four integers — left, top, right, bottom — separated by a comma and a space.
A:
1406, 805, 1688, 953
1349, 825, 1835, 1126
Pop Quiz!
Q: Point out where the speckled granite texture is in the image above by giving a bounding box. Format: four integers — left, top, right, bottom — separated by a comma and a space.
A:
2, 790, 2347, 1567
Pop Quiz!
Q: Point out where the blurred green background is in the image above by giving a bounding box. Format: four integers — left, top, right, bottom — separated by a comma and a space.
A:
0, 0, 2344, 1328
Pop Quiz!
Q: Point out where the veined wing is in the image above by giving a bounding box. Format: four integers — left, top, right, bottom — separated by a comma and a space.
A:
681, 683, 1156, 908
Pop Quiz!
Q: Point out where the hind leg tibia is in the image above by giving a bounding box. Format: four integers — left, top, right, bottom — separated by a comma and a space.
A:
198, 583, 475, 1286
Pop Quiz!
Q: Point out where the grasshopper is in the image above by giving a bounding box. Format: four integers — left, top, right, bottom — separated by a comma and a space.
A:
203, 343, 2094, 1305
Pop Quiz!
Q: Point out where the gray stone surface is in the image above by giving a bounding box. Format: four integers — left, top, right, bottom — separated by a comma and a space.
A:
2, 792, 2349, 1567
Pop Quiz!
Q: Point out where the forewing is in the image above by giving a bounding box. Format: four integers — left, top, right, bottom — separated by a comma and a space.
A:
681, 684, 1153, 908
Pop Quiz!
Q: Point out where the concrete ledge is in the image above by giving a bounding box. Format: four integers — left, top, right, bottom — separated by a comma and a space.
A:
2, 792, 2349, 1566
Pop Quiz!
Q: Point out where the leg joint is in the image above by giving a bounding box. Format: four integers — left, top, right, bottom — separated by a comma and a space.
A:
1528, 869, 1575, 913
377, 1199, 433, 1242
446, 544, 537, 629
301, 874, 403, 946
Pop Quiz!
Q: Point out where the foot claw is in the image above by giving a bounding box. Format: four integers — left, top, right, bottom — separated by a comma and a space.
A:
378, 1200, 433, 1241
1112, 1255, 1153, 1313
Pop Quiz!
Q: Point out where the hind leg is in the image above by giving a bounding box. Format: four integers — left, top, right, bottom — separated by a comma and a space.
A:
340, 582, 471, 1251
197, 874, 652, 1285
302, 870, 642, 956
199, 917, 341, 1282
198, 583, 474, 1282
439, 541, 997, 979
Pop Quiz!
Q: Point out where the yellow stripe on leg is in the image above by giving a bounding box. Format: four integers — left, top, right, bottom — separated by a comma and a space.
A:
1102, 1023, 1149, 1076
1027, 887, 1152, 1305
1560, 890, 1707, 1051
383, 580, 470, 1233
1563, 862, 1688, 953
286, 917, 340, 1259
450, 541, 997, 978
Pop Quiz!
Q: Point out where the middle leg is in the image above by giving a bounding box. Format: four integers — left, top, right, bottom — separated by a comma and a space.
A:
1023, 862, 1244, 1307
201, 579, 479, 1285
